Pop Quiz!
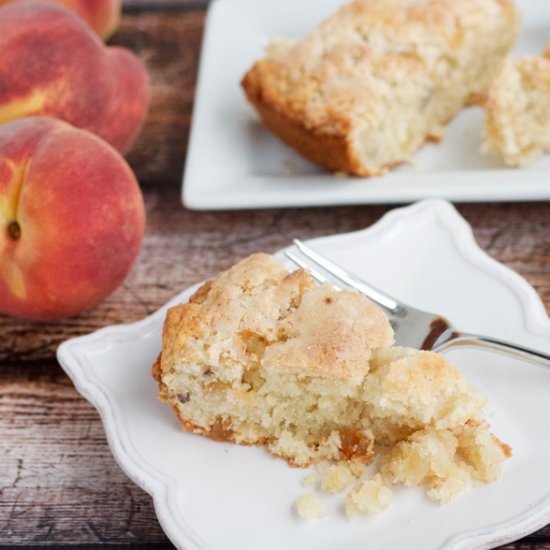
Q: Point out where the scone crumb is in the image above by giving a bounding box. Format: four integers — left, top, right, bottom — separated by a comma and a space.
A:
380, 424, 508, 504
345, 474, 392, 517
295, 492, 326, 520
380, 428, 459, 490
427, 465, 471, 504
457, 422, 510, 483
318, 463, 356, 494
302, 473, 319, 488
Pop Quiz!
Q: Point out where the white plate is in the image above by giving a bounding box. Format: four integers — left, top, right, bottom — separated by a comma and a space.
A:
183, 0, 550, 210
57, 200, 550, 550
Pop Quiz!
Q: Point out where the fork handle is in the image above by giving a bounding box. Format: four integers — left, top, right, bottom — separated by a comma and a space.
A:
436, 333, 550, 367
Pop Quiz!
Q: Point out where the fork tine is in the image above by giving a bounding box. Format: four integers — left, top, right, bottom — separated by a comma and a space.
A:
284, 251, 331, 285
292, 239, 401, 313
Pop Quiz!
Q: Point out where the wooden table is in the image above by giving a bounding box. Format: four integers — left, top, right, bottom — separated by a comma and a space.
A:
1, 1, 549, 547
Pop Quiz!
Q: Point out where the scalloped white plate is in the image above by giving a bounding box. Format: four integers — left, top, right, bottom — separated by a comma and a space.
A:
57, 200, 550, 550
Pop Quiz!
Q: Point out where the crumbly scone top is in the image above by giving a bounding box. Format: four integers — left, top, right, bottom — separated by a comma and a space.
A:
487, 53, 550, 112
252, 0, 518, 134
365, 347, 487, 439
160, 253, 394, 381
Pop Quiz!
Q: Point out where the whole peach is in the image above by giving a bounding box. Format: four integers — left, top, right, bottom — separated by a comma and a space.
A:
0, 116, 145, 321
0, 0, 121, 39
0, 1, 150, 154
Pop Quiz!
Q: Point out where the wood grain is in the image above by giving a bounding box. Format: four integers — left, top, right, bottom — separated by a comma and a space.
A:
0, 361, 168, 545
1, 6, 549, 549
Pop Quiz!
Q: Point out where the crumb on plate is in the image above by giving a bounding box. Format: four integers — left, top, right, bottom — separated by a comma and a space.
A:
346, 474, 392, 516
295, 492, 327, 520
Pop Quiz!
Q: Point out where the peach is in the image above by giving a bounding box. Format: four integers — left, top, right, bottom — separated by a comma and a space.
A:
0, 0, 122, 39
0, 116, 145, 321
0, 1, 150, 154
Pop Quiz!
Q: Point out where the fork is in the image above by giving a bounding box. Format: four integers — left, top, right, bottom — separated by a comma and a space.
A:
286, 239, 550, 367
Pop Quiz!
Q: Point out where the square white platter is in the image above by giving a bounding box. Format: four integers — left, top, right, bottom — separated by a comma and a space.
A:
183, 0, 550, 210
57, 200, 550, 550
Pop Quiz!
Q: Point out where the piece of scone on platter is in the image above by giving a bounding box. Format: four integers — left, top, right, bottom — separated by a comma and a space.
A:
242, 0, 519, 176
484, 46, 550, 166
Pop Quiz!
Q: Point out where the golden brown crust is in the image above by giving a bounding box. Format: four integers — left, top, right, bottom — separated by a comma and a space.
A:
158, 253, 393, 382
496, 437, 513, 458
242, 68, 369, 176
243, 63, 445, 178
242, 65, 429, 177
172, 407, 243, 443
242, 65, 500, 177
151, 354, 162, 382
189, 279, 214, 304
169, 400, 376, 467
171, 402, 376, 467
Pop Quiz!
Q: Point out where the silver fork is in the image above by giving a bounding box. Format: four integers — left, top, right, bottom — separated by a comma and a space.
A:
286, 239, 550, 367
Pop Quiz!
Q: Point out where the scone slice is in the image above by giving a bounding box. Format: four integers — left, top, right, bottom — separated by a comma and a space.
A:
243, 0, 519, 176
154, 253, 394, 466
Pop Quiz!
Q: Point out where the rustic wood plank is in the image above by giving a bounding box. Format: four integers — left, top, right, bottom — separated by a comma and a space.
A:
0, 361, 170, 545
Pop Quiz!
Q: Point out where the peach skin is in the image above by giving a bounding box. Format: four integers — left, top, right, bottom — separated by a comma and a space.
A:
0, 116, 145, 321
0, 1, 150, 154
0, 0, 122, 39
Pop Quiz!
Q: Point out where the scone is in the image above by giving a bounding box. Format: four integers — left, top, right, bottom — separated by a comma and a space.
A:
242, 0, 519, 176
153, 253, 509, 481
484, 48, 550, 166
154, 253, 394, 466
